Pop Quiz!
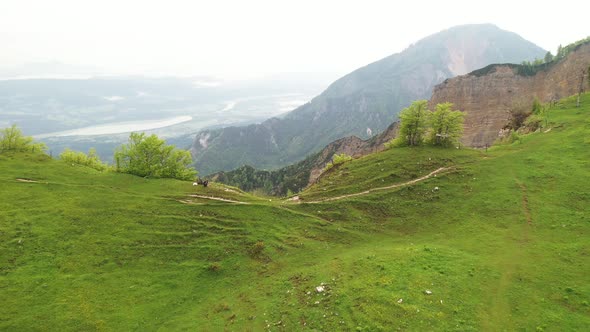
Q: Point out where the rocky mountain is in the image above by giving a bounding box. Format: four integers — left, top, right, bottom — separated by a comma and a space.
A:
430, 38, 590, 147
192, 24, 546, 175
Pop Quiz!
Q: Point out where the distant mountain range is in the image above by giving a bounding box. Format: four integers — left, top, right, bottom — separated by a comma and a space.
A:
191, 24, 546, 175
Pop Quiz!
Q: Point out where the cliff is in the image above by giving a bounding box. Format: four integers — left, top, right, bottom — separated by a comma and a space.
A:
430, 42, 590, 147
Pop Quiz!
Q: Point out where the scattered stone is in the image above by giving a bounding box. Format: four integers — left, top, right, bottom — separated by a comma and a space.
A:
434, 186, 439, 191
424, 290, 433, 295
397, 298, 403, 304
314, 301, 320, 305
316, 286, 325, 293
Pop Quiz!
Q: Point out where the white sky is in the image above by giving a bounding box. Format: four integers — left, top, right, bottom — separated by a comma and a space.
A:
0, 0, 588, 79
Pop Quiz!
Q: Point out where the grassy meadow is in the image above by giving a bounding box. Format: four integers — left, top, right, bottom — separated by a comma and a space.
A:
1, 94, 589, 331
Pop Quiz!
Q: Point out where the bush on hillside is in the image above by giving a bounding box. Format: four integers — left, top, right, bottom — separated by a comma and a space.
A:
323, 153, 353, 172
0, 125, 46, 153
249, 241, 265, 258
114, 132, 197, 181
506, 101, 532, 130
523, 115, 544, 132
60, 148, 109, 171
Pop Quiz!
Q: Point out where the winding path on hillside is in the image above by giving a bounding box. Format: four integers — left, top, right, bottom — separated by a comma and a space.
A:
182, 194, 250, 204
302, 167, 452, 204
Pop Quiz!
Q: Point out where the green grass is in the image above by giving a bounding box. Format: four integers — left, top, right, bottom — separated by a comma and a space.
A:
1, 94, 590, 331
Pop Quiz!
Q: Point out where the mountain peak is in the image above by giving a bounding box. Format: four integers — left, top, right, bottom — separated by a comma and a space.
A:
191, 25, 546, 175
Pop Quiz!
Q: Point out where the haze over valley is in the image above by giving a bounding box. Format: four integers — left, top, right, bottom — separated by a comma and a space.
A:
0, 73, 333, 160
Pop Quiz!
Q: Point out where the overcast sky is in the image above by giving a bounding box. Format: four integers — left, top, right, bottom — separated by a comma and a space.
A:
0, 0, 587, 79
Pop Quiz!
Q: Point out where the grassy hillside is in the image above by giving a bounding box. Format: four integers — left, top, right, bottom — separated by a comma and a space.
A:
1, 94, 589, 330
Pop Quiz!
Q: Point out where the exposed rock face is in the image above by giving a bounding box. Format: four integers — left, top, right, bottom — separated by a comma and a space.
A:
430, 43, 590, 147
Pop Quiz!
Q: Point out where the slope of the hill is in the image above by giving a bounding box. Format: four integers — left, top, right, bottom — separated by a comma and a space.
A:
1, 94, 589, 330
191, 24, 546, 175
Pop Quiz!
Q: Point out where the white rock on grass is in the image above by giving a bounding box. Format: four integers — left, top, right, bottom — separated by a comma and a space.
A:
397, 298, 403, 304
424, 290, 433, 295
316, 286, 325, 293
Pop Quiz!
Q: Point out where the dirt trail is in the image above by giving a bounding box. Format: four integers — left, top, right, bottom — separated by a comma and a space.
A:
184, 194, 250, 204
303, 167, 451, 204
483, 178, 533, 330
518, 183, 533, 224
15, 178, 44, 183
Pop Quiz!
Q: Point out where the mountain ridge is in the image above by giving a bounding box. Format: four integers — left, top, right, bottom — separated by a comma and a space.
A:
191, 24, 546, 175
212, 37, 590, 196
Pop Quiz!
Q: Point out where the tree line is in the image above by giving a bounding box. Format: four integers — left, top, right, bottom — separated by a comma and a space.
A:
0, 126, 197, 181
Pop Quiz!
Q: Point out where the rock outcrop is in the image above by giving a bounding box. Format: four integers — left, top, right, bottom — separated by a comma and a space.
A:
430, 43, 590, 147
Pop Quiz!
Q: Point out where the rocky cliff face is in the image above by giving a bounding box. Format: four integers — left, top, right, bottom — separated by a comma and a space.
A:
430, 43, 590, 147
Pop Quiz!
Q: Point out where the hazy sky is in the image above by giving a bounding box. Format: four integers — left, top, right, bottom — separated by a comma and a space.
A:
0, 0, 588, 78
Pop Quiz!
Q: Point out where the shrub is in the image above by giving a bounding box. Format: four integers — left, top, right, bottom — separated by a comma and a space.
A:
495, 130, 523, 146
532, 97, 543, 115
207, 262, 221, 272
249, 241, 265, 258
60, 148, 109, 171
0, 125, 46, 153
524, 114, 543, 132
507, 101, 532, 130
324, 153, 353, 172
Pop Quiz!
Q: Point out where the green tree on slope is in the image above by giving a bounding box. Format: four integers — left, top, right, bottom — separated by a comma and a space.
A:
428, 102, 465, 147
396, 100, 430, 146
114, 133, 197, 180
0, 125, 46, 153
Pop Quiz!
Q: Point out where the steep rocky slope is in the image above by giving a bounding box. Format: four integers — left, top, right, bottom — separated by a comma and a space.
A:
430, 41, 590, 147
193, 24, 546, 174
